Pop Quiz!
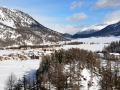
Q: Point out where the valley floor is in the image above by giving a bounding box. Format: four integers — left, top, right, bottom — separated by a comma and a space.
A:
0, 36, 120, 90
62, 36, 120, 51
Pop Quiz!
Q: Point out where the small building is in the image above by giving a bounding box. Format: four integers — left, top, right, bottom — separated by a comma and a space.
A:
20, 48, 25, 50
0, 56, 7, 61
109, 53, 120, 59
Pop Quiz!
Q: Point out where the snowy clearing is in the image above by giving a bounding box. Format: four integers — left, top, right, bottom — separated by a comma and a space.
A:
71, 36, 120, 44
0, 60, 41, 90
62, 36, 120, 51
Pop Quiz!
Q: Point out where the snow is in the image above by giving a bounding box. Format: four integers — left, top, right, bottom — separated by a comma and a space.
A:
64, 62, 101, 90
0, 50, 42, 90
0, 60, 41, 90
0, 8, 16, 28
63, 44, 104, 51
0, 49, 54, 90
77, 23, 107, 34
0, 36, 119, 90
64, 64, 101, 90
61, 36, 120, 90
10, 8, 17, 13
80, 68, 101, 90
0, 6, 36, 29
0, 19, 16, 29
0, 10, 4, 18
109, 53, 120, 56
71, 36, 120, 44
0, 10, 16, 28
62, 36, 120, 51
0, 50, 21, 56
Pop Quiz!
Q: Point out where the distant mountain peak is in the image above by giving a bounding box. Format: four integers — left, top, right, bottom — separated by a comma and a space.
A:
72, 21, 120, 38
76, 23, 108, 35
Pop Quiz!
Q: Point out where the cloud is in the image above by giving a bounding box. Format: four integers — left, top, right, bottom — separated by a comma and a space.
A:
92, 0, 120, 9
66, 12, 87, 22
53, 24, 81, 34
103, 10, 120, 24
74, 24, 91, 29
31, 15, 84, 34
70, 1, 83, 10
29, 15, 79, 34
53, 10, 120, 34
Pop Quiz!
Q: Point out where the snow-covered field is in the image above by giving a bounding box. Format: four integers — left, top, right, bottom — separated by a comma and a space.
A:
70, 36, 120, 44
0, 60, 40, 90
0, 36, 120, 90
62, 36, 120, 51
0, 50, 21, 56
63, 44, 104, 51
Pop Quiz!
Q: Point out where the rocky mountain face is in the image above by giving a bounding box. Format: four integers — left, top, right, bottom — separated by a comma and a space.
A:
0, 6, 67, 47
72, 21, 120, 38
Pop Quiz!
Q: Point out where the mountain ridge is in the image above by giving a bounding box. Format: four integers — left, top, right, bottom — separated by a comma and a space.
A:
72, 21, 120, 38
76, 23, 107, 35
0, 6, 68, 47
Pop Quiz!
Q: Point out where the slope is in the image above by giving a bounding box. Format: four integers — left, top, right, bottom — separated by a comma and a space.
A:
72, 21, 120, 38
0, 6, 67, 46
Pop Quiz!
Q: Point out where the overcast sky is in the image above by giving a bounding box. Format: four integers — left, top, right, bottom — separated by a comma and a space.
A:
0, 0, 120, 34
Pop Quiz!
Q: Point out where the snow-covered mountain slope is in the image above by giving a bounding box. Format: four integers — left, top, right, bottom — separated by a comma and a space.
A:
0, 6, 67, 47
76, 24, 107, 35
72, 21, 120, 38
0, 6, 38, 28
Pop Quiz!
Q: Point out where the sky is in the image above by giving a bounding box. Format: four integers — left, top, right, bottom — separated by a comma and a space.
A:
0, 0, 120, 35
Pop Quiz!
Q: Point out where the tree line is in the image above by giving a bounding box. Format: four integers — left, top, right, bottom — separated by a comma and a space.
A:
103, 40, 120, 53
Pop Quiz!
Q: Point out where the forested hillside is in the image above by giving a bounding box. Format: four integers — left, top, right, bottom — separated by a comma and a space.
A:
37, 48, 101, 90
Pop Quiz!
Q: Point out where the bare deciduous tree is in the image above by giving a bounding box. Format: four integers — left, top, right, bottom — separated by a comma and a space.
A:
4, 72, 17, 90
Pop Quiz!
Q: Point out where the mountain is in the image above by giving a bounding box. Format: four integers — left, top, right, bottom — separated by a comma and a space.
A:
76, 30, 96, 35
62, 33, 72, 38
72, 21, 120, 38
76, 24, 107, 35
0, 6, 67, 47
